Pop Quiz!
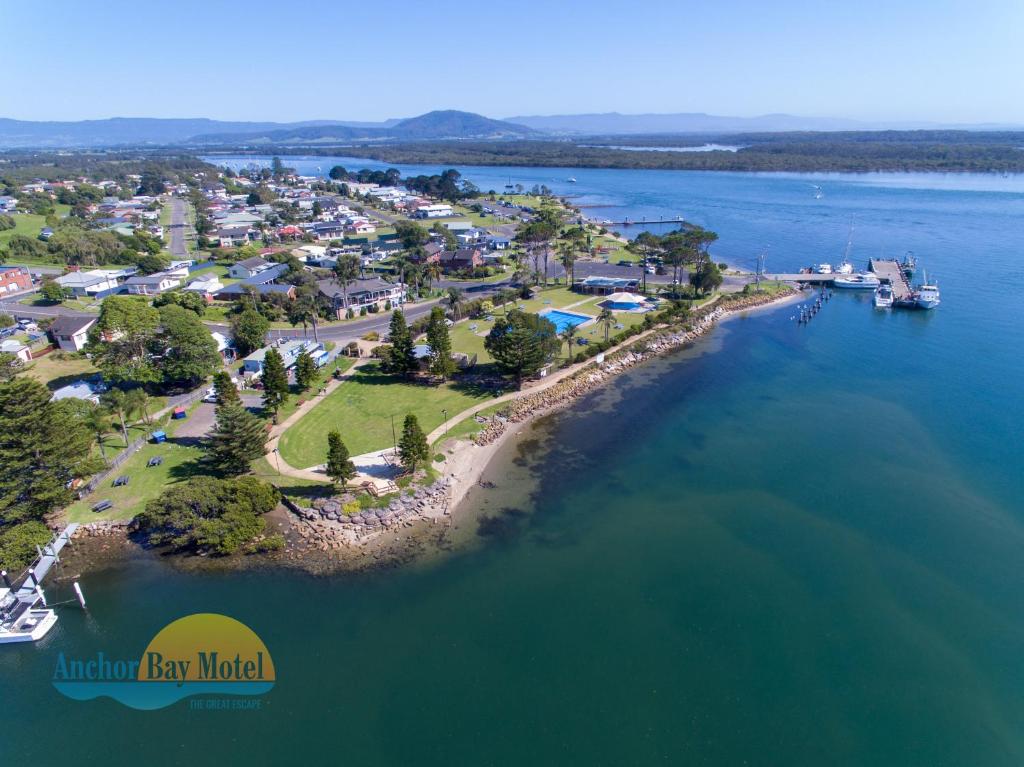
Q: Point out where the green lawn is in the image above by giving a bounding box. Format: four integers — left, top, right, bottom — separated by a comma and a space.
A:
278, 363, 495, 468
272, 355, 354, 423
435, 402, 508, 448
24, 353, 97, 389
0, 206, 73, 262
66, 414, 206, 523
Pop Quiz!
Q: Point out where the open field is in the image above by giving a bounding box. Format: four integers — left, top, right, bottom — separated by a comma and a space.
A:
0, 205, 72, 259
278, 362, 496, 468
24, 353, 97, 388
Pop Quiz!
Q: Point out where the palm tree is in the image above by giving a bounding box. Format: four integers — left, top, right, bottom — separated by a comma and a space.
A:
558, 242, 577, 289
445, 287, 464, 321
84, 404, 112, 463
598, 308, 615, 343
125, 387, 152, 427
424, 261, 441, 292
333, 253, 361, 314
101, 388, 131, 447
560, 324, 579, 361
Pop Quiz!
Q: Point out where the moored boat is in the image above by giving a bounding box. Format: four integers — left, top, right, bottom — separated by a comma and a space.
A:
914, 282, 940, 309
833, 272, 881, 289
874, 284, 894, 308
815, 263, 833, 274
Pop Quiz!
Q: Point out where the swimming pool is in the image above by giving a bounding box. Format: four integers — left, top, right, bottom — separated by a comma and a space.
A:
540, 309, 592, 333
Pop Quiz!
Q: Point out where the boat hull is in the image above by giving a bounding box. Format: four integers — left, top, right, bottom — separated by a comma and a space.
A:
0, 610, 57, 643
833, 279, 880, 290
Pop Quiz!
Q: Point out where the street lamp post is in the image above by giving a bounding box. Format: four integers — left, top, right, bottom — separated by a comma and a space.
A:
441, 408, 448, 439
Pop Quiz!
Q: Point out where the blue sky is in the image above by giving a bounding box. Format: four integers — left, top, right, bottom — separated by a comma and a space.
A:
4, 0, 1023, 123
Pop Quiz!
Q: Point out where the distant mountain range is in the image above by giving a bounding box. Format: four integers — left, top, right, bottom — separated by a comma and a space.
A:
505, 112, 1024, 135
0, 111, 536, 148
0, 110, 1019, 149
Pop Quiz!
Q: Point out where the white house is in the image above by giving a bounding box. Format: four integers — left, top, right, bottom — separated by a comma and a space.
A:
124, 272, 181, 295
48, 315, 97, 352
184, 275, 224, 296
55, 269, 120, 297
0, 339, 31, 363
228, 256, 274, 280
413, 203, 454, 219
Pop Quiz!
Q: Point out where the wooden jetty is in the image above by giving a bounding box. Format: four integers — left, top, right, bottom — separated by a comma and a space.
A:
868, 258, 913, 300
762, 273, 837, 284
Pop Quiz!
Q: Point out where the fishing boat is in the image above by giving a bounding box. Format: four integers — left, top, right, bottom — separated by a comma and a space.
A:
914, 275, 941, 309
833, 272, 881, 289
901, 251, 917, 279
815, 263, 833, 274
874, 284, 894, 308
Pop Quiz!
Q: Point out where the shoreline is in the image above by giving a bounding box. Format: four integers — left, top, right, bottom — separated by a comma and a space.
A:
68, 287, 799, 575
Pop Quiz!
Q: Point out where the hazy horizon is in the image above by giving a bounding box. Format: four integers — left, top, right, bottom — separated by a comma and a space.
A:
5, 0, 1023, 125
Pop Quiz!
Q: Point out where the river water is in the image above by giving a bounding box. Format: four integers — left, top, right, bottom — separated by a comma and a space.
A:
6, 161, 1024, 765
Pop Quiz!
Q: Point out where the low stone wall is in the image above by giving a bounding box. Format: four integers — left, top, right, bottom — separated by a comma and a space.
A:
72, 519, 133, 538
475, 289, 793, 446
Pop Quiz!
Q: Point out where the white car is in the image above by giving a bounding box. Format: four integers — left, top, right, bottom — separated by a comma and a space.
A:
202, 387, 217, 403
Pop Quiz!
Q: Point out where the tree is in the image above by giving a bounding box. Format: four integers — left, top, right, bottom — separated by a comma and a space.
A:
398, 414, 429, 473
124, 387, 152, 427
157, 305, 220, 387
386, 309, 417, 378
207, 402, 267, 476
0, 377, 98, 526
598, 308, 615, 342
328, 165, 349, 181
0, 313, 13, 329
560, 324, 579, 360
425, 306, 456, 380
484, 310, 559, 383
39, 279, 67, 303
445, 287, 464, 321
213, 370, 241, 406
294, 349, 317, 391
83, 403, 113, 462
102, 388, 135, 446
0, 520, 53, 571
0, 352, 18, 382
431, 222, 457, 250
325, 431, 356, 486
332, 253, 361, 312
231, 308, 269, 356
260, 348, 289, 417
135, 475, 279, 555
271, 156, 285, 178
394, 220, 429, 251
88, 296, 161, 385
690, 262, 723, 296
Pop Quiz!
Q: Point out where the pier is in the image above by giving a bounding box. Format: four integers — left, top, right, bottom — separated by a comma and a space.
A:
9, 524, 78, 602
868, 258, 913, 300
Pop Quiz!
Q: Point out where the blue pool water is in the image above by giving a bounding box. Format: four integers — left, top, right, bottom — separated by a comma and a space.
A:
540, 308, 592, 333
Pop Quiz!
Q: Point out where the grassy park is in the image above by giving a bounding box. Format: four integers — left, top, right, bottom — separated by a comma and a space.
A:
278, 362, 495, 468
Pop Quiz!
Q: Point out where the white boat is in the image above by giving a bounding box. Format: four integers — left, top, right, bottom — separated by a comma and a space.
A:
914, 282, 941, 309
835, 218, 855, 274
836, 260, 854, 275
874, 284, 894, 308
815, 263, 833, 274
566, 177, 577, 183
0, 592, 58, 644
0, 524, 78, 645
833, 272, 881, 289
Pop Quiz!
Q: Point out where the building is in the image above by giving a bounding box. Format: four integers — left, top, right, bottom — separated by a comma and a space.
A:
210, 331, 236, 361
309, 221, 346, 242
439, 248, 484, 272
49, 315, 97, 352
51, 377, 106, 404
241, 338, 324, 376
217, 226, 256, 248
488, 236, 511, 251
0, 339, 31, 363
413, 203, 454, 219
123, 272, 181, 295
54, 269, 120, 297
317, 277, 407, 318
227, 256, 274, 280
0, 266, 33, 295
183, 275, 224, 298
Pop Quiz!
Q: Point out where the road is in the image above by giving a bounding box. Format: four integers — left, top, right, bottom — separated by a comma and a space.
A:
167, 197, 190, 259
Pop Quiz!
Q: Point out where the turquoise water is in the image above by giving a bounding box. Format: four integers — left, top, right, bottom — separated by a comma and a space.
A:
8, 164, 1024, 765
539, 308, 592, 332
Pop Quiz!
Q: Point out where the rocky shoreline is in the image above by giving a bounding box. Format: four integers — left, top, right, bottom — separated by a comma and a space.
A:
474, 289, 795, 447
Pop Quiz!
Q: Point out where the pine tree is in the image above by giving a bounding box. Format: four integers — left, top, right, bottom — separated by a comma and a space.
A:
325, 431, 356, 486
387, 309, 416, 378
398, 414, 429, 473
213, 371, 241, 406
295, 350, 317, 392
425, 306, 456, 380
207, 402, 267, 476
261, 348, 289, 417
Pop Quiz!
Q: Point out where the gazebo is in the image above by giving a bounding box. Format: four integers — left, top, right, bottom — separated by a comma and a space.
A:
601, 292, 647, 311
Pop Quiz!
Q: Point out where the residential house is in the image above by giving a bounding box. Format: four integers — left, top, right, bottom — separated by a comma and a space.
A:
210, 331, 236, 361
309, 221, 346, 242
241, 338, 324, 376
165, 260, 195, 279
183, 275, 224, 298
347, 220, 376, 235
51, 377, 107, 404
49, 315, 97, 352
317, 277, 407, 318
213, 262, 292, 300
227, 256, 274, 280
54, 269, 120, 297
0, 196, 18, 212
439, 248, 484, 272
0, 265, 33, 295
488, 236, 511, 251
124, 272, 181, 295
0, 339, 31, 363
217, 226, 256, 248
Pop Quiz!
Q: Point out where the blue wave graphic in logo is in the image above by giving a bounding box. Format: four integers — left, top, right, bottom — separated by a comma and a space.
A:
53, 681, 274, 711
